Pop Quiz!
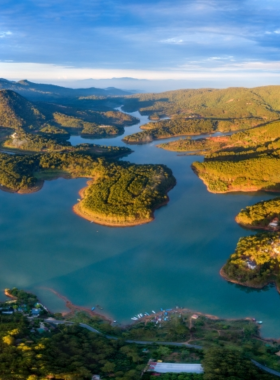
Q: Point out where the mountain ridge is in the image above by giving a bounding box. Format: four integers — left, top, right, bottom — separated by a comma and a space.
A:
0, 78, 132, 101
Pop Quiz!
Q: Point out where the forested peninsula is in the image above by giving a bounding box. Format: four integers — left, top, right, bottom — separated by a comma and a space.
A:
221, 233, 280, 292
236, 198, 280, 230
0, 150, 175, 226
73, 162, 175, 226
187, 120, 280, 193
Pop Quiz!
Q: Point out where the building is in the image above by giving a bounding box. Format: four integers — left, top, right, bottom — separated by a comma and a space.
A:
31, 308, 41, 316
246, 260, 257, 270
146, 360, 204, 374
191, 314, 199, 320
268, 217, 279, 229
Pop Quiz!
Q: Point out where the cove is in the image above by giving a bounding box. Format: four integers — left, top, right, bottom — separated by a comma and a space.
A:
1, 108, 280, 338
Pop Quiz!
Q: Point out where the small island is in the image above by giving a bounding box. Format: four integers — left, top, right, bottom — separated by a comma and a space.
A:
73, 162, 176, 227
221, 232, 280, 292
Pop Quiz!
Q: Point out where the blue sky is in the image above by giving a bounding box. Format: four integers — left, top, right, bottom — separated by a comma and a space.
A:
1, 0, 280, 87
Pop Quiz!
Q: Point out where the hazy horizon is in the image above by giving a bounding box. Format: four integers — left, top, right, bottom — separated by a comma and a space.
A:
1, 0, 280, 88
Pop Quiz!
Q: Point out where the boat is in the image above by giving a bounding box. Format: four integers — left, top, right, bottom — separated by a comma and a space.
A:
257, 321, 263, 324
91, 307, 95, 311
77, 198, 81, 201
131, 317, 138, 320
152, 310, 156, 314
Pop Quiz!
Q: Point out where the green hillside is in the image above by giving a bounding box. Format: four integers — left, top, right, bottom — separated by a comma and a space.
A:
159, 119, 280, 154
0, 90, 137, 141
122, 86, 280, 120
0, 90, 44, 129
123, 117, 264, 144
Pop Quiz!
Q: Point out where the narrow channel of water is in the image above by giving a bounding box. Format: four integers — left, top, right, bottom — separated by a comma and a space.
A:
0, 108, 280, 337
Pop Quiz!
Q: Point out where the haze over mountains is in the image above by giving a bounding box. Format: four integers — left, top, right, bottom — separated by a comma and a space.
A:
0, 78, 132, 101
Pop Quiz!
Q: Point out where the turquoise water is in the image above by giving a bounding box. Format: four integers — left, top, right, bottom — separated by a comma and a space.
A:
1, 109, 280, 337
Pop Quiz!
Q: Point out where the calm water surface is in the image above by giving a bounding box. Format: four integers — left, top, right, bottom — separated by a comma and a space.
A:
1, 108, 280, 337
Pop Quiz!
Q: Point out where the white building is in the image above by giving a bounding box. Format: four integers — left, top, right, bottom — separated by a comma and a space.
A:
246, 260, 257, 270
147, 361, 204, 374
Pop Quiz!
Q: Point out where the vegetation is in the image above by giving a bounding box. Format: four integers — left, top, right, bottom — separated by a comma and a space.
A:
124, 117, 270, 145
0, 90, 137, 143
122, 87, 280, 120
0, 90, 44, 129
201, 348, 276, 380
0, 288, 279, 379
75, 161, 175, 226
81, 123, 120, 137
236, 198, 280, 228
51, 113, 122, 137
222, 232, 280, 289
159, 119, 280, 154
123, 119, 215, 144
0, 151, 174, 225
192, 156, 280, 193
3, 131, 70, 152
0, 146, 130, 192
39, 124, 69, 137
122, 312, 258, 348
6, 287, 39, 307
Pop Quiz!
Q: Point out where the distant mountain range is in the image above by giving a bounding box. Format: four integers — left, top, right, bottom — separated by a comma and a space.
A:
0, 78, 132, 101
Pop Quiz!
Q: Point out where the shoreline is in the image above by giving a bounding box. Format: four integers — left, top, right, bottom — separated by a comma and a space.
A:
191, 166, 280, 194
73, 181, 175, 227
220, 266, 280, 294
40, 286, 260, 327
0, 180, 44, 195
235, 220, 280, 232
122, 131, 217, 145
38, 287, 114, 322
38, 286, 280, 341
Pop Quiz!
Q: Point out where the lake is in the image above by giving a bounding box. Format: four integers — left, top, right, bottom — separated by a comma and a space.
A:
1, 108, 280, 337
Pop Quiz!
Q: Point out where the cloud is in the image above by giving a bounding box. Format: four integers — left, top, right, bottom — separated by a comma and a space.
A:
0, 31, 12, 38
1, 0, 280, 83
2, 60, 280, 82
160, 37, 184, 45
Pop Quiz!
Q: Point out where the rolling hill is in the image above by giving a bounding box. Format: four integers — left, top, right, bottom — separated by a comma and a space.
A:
0, 90, 44, 129
122, 86, 280, 120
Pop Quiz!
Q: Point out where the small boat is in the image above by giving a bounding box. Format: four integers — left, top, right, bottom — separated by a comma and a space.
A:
139, 313, 143, 317
152, 310, 156, 314
77, 198, 81, 201
91, 307, 95, 311
131, 317, 138, 320
257, 321, 263, 324
138, 314, 141, 318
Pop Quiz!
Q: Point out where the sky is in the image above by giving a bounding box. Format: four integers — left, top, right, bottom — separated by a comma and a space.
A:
1, 0, 280, 89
